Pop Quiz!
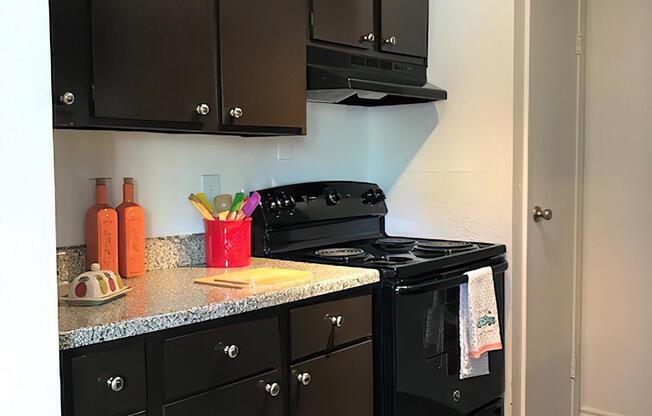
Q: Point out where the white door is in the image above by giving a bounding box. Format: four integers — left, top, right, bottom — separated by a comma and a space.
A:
517, 0, 583, 415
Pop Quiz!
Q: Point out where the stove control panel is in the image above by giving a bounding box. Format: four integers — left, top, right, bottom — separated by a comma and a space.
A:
253, 181, 388, 225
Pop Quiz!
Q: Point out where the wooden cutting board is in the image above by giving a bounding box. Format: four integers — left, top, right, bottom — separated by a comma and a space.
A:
194, 268, 313, 289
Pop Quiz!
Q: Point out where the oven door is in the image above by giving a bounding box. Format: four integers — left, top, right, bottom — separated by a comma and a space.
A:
390, 261, 506, 416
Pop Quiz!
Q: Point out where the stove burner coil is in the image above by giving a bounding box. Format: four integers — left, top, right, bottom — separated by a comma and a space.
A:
314, 248, 366, 259
373, 238, 416, 251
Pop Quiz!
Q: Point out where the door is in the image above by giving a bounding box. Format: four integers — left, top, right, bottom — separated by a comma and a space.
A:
219, 0, 306, 134
90, 0, 218, 127
519, 0, 582, 414
380, 0, 429, 57
391, 267, 505, 416
163, 370, 283, 416
290, 341, 373, 416
311, 0, 375, 50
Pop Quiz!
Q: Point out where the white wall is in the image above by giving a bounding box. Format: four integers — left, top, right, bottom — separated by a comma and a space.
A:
0, 2, 61, 415
54, 104, 378, 246
581, 2, 652, 416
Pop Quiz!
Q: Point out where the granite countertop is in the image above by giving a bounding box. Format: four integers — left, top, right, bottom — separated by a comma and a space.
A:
58, 258, 379, 350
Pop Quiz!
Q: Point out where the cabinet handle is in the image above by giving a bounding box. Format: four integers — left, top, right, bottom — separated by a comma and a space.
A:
384, 36, 397, 46
297, 372, 311, 386
265, 382, 281, 397
224, 344, 239, 359
229, 107, 243, 119
59, 92, 75, 106
196, 104, 210, 116
107, 376, 124, 392
328, 315, 344, 328
359, 32, 375, 43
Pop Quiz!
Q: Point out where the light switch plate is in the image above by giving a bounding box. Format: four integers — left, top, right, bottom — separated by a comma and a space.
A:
202, 174, 221, 200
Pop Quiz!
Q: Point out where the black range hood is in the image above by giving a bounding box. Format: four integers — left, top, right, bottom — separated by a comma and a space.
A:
307, 45, 447, 107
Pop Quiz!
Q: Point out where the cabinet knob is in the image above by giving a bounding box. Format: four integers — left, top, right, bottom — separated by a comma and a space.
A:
224, 344, 239, 359
229, 107, 243, 119
452, 390, 461, 402
107, 376, 124, 392
328, 315, 344, 328
59, 92, 75, 106
265, 382, 281, 397
384, 36, 397, 46
360, 32, 375, 43
297, 372, 311, 386
196, 104, 210, 116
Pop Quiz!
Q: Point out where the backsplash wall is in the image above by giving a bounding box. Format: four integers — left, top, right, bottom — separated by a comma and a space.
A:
54, 103, 403, 246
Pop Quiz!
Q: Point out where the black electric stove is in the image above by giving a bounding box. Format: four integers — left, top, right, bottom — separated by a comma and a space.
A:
252, 181, 507, 416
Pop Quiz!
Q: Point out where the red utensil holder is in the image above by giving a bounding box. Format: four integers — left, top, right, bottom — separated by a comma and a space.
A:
204, 218, 252, 268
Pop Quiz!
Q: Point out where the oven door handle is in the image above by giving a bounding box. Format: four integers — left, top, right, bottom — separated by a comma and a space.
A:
394, 261, 508, 295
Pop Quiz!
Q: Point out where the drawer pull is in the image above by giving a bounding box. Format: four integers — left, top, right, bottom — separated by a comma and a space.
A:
297, 372, 311, 386
224, 344, 240, 359
107, 376, 124, 392
265, 382, 281, 397
328, 315, 344, 328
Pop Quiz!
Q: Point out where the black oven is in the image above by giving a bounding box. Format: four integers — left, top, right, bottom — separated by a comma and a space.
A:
377, 258, 507, 416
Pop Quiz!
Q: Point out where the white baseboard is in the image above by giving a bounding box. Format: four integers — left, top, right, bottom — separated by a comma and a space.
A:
580, 407, 629, 416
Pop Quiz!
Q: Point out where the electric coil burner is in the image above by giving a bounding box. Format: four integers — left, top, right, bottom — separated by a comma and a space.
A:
251, 181, 507, 416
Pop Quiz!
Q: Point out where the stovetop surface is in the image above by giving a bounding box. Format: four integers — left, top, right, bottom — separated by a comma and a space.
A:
273, 235, 506, 281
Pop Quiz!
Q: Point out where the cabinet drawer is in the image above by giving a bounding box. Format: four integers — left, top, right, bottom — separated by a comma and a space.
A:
163, 317, 281, 401
163, 370, 283, 416
290, 295, 372, 359
290, 341, 373, 416
70, 342, 147, 416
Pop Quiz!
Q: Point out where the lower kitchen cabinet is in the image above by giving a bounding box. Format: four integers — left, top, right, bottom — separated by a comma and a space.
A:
290, 341, 373, 416
59, 287, 373, 416
163, 370, 283, 416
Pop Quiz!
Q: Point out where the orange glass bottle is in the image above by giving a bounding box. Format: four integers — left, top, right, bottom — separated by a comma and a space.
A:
85, 178, 119, 273
117, 178, 145, 277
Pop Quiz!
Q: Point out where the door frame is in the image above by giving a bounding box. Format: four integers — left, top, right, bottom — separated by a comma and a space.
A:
511, 0, 586, 414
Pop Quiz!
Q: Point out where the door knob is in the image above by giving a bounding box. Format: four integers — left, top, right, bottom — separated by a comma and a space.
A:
223, 344, 239, 359
532, 206, 553, 222
328, 315, 343, 327
297, 372, 311, 386
59, 92, 75, 106
265, 382, 281, 397
229, 107, 243, 119
384, 36, 397, 45
107, 376, 124, 392
360, 32, 375, 43
196, 104, 210, 115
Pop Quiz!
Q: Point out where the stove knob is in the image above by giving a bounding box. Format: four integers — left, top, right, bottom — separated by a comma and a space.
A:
280, 193, 296, 211
374, 189, 386, 203
361, 189, 376, 205
326, 191, 342, 206
265, 197, 281, 215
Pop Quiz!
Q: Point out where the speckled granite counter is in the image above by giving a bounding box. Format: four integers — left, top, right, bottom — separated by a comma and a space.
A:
58, 258, 379, 350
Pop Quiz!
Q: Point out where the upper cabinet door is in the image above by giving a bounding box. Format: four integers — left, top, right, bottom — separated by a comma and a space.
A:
380, 0, 429, 57
311, 0, 375, 50
90, 0, 218, 127
219, 0, 306, 134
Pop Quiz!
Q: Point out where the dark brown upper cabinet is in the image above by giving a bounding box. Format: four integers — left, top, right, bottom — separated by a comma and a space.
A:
311, 0, 375, 50
90, 0, 219, 128
219, 0, 306, 133
50, 0, 306, 136
380, 0, 429, 58
310, 0, 429, 59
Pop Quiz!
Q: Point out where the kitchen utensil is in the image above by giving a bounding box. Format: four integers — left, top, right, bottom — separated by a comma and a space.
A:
216, 211, 229, 221
189, 194, 215, 221
213, 194, 233, 214
227, 192, 246, 220
241, 191, 261, 217
195, 193, 214, 214
60, 263, 132, 306
194, 267, 313, 290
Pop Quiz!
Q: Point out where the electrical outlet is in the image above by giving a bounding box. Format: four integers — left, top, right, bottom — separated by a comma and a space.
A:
202, 174, 221, 200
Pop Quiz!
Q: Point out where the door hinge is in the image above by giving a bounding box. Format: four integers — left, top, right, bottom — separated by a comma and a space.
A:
309, 11, 315, 28
576, 33, 583, 56
570, 356, 577, 380
91, 84, 96, 102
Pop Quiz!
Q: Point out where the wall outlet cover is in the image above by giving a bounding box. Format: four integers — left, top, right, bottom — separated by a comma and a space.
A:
202, 174, 221, 200
277, 142, 293, 160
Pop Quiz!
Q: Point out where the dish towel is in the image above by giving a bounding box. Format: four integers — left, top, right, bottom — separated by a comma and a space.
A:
459, 266, 503, 380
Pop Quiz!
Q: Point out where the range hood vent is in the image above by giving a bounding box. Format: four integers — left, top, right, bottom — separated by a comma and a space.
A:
307, 46, 447, 107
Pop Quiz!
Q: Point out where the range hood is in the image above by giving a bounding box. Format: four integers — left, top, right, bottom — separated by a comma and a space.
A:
307, 46, 447, 107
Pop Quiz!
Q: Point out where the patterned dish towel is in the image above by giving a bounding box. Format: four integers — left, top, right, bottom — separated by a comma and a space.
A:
459, 266, 503, 380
